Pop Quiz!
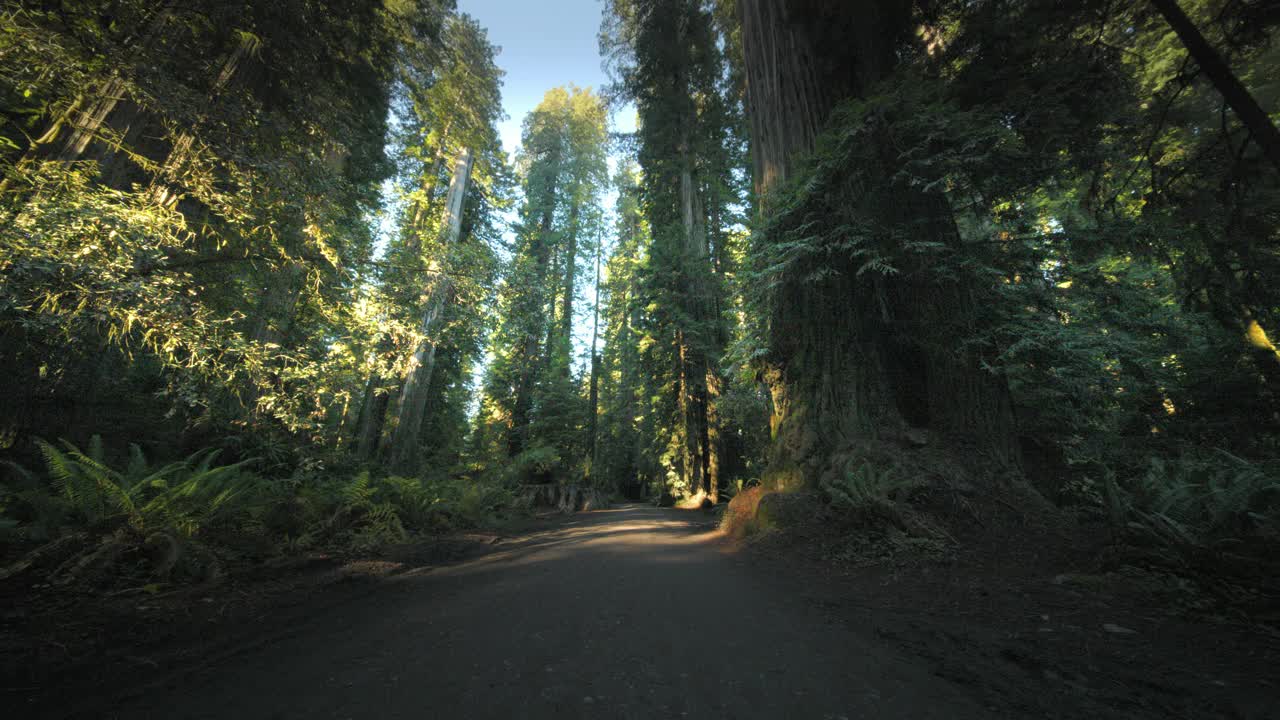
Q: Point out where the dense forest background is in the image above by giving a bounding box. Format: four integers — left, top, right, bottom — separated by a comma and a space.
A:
1, 0, 1278, 584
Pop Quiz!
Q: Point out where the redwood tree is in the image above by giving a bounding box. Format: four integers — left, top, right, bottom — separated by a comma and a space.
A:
738, 0, 1020, 488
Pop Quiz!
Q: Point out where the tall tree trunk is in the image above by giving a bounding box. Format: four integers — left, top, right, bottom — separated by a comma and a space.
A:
388, 147, 473, 473
739, 0, 1018, 489
507, 169, 560, 458
588, 229, 603, 471
0, 3, 175, 201
405, 121, 453, 257
229, 257, 306, 424
354, 354, 391, 461
678, 122, 717, 500
557, 203, 580, 375
56, 76, 129, 163
705, 369, 723, 503
543, 250, 562, 375
149, 34, 257, 207
1149, 0, 1280, 173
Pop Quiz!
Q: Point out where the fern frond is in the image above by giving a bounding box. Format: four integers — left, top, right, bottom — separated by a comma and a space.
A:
39, 439, 101, 522
125, 444, 148, 486
87, 434, 105, 464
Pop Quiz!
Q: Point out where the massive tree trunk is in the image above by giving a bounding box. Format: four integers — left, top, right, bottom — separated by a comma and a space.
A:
542, 251, 562, 375
642, 5, 725, 502
405, 121, 453, 257
677, 136, 712, 499
52, 4, 176, 164
0, 3, 176, 203
387, 146, 473, 473
739, 1, 858, 202
55, 76, 129, 163
704, 174, 729, 504
739, 0, 1019, 488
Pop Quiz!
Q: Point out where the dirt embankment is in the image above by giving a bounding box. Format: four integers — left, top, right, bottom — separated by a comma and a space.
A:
720, 482, 1280, 719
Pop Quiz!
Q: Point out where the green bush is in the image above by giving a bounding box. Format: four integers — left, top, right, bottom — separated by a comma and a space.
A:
501, 445, 562, 484
1, 437, 259, 543
281, 471, 518, 551
820, 460, 922, 513
0, 437, 264, 583
1114, 450, 1280, 557
1, 438, 524, 588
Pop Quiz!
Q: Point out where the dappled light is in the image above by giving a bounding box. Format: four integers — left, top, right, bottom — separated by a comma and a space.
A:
2, 0, 1279, 718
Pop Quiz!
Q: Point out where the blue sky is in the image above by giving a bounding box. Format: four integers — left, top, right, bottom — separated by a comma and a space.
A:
456, 0, 637, 157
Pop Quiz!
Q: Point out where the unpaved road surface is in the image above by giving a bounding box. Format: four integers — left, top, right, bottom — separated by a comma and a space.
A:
92, 505, 994, 719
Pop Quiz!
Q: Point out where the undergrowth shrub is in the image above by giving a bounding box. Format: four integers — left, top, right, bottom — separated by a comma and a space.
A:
282, 472, 519, 552
1, 437, 258, 542
0, 437, 263, 584
500, 445, 562, 484
820, 461, 923, 512
1107, 450, 1280, 562
813, 457, 955, 564
0, 437, 523, 589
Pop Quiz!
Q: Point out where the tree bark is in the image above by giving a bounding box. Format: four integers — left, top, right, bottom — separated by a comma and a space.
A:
387, 147, 473, 473
738, 0, 1019, 488
55, 1, 176, 163
557, 203, 581, 375
588, 229, 603, 471
679, 152, 712, 499
507, 158, 560, 458
0, 2, 176, 201
149, 33, 257, 207
354, 357, 390, 461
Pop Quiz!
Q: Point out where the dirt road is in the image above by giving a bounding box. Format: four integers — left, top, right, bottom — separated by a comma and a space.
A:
92, 504, 996, 719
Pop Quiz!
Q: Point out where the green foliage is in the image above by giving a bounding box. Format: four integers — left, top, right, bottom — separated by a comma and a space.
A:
1118, 451, 1280, 555
0, 0, 509, 477
4, 0, 1278, 592
1, 436, 258, 543
725, 0, 1280, 564
820, 461, 922, 513
599, 0, 748, 501
287, 471, 518, 551
499, 445, 564, 485
1, 437, 522, 588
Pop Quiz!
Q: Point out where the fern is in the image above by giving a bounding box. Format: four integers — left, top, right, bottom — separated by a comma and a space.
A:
39, 438, 120, 525
1118, 450, 1280, 555
3, 439, 521, 578
821, 461, 920, 511
1, 458, 70, 541
342, 471, 376, 507
11, 438, 262, 540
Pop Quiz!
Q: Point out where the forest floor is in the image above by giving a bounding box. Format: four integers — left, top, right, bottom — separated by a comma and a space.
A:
3, 503, 1278, 719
